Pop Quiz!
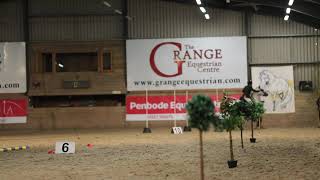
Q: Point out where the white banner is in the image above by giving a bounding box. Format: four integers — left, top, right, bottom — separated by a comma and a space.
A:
0, 42, 26, 93
251, 66, 295, 113
126, 37, 247, 91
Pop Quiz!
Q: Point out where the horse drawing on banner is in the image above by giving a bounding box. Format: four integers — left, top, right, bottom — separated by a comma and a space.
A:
258, 70, 294, 112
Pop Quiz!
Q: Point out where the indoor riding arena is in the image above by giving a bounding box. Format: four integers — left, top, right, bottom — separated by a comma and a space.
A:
1, 0, 320, 180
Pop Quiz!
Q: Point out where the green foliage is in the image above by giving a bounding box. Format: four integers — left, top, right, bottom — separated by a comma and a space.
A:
218, 98, 243, 132
186, 95, 215, 131
242, 100, 265, 122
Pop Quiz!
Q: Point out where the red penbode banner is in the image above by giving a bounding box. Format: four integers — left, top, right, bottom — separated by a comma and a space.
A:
0, 99, 27, 124
126, 94, 241, 121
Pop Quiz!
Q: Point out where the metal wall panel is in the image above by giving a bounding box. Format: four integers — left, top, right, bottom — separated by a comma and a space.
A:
294, 64, 320, 89
29, 16, 123, 41
291, 37, 318, 63
29, 0, 123, 16
0, 0, 24, 41
250, 37, 319, 64
128, 0, 244, 39
250, 14, 316, 36
249, 38, 291, 64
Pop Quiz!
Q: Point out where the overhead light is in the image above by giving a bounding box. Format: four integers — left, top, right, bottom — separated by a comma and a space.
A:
286, 7, 291, 14
103, 1, 111, 7
205, 14, 210, 20
199, 7, 206, 13
114, 9, 122, 14
125, 15, 133, 21
196, 0, 201, 5
226, 0, 230, 3
284, 15, 289, 21
288, 0, 294, 6
58, 63, 64, 68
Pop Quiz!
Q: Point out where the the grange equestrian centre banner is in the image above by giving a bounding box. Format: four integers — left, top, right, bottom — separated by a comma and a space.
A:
126, 94, 241, 121
0, 99, 27, 124
126, 37, 248, 91
0, 42, 27, 93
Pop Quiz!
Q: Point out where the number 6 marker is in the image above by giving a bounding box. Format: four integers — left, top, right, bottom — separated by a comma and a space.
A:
55, 141, 75, 154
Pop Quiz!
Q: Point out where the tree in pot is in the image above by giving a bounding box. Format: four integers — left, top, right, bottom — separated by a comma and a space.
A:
221, 94, 246, 149
237, 100, 249, 148
245, 101, 265, 143
186, 95, 215, 180
220, 98, 243, 168
237, 116, 246, 149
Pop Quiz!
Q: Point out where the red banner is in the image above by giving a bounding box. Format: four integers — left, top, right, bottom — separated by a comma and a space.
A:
126, 94, 241, 121
0, 99, 27, 124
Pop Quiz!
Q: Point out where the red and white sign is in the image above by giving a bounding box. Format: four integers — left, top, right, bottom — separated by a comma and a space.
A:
126, 37, 247, 91
0, 99, 27, 124
126, 94, 241, 121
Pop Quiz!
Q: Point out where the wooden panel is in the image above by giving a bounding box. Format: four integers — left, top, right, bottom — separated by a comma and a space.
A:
29, 72, 126, 96
0, 106, 125, 130
28, 41, 125, 96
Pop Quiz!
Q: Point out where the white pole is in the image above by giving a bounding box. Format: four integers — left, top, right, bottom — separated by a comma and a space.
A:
146, 89, 149, 128
185, 91, 189, 127
174, 89, 177, 127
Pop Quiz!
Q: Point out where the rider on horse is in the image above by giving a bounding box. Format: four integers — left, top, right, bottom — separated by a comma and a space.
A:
241, 80, 268, 128
241, 80, 260, 102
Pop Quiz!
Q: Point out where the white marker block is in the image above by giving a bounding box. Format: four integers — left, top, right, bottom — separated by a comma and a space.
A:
55, 141, 75, 154
172, 127, 183, 134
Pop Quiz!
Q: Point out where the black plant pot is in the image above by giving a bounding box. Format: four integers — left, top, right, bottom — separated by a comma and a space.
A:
183, 126, 192, 132
143, 127, 152, 133
227, 160, 238, 168
250, 138, 256, 143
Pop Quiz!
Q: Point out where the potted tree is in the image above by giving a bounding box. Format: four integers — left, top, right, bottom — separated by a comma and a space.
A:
220, 98, 243, 168
221, 93, 246, 149
186, 95, 215, 180
237, 100, 249, 148
246, 101, 265, 143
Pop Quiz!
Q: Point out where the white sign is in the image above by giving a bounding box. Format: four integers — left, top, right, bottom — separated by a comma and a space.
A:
251, 66, 295, 113
0, 42, 27, 93
126, 37, 248, 91
172, 127, 183, 134
55, 141, 75, 154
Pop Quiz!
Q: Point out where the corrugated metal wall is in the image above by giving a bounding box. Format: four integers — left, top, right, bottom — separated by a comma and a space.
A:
249, 14, 315, 36
29, 16, 123, 41
249, 37, 319, 64
294, 64, 320, 89
127, 0, 244, 39
29, 0, 124, 41
0, 0, 24, 41
29, 0, 122, 16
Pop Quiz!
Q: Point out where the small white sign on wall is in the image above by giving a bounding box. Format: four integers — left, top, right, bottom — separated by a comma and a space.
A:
55, 141, 75, 154
172, 127, 183, 134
